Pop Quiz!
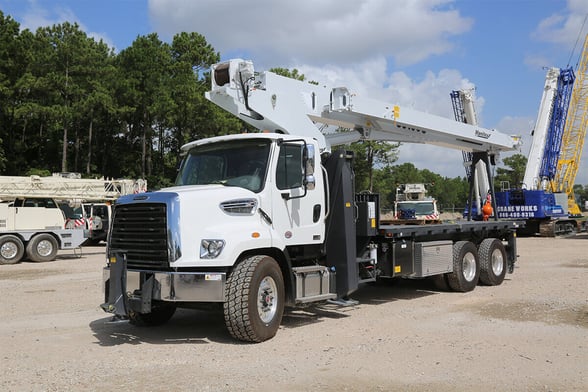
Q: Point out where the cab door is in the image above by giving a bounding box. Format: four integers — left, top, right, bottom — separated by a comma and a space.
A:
268, 141, 325, 247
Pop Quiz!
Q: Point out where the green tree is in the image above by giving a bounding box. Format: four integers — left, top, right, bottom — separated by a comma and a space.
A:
269, 67, 305, 81
0, 11, 29, 173
494, 153, 527, 189
349, 140, 399, 192
116, 33, 172, 178
33, 22, 101, 172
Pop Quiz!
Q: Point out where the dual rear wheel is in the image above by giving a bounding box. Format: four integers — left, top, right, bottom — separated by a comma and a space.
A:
0, 233, 58, 265
444, 238, 507, 292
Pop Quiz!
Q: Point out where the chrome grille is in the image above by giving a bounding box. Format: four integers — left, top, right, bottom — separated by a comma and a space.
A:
110, 203, 169, 269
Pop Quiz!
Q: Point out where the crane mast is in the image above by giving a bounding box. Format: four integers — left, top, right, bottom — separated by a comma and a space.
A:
522, 67, 574, 190
551, 33, 588, 215
451, 89, 492, 219
494, 33, 587, 236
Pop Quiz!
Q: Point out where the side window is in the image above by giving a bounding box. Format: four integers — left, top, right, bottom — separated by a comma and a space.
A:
276, 144, 303, 190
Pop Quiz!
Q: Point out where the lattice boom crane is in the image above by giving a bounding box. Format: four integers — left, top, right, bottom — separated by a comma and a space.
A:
551, 33, 588, 216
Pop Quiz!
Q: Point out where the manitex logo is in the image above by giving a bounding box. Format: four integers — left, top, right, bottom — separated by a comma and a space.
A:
475, 129, 491, 139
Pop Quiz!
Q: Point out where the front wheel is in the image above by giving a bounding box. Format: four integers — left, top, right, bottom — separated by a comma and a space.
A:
446, 241, 479, 292
0, 235, 25, 265
224, 255, 285, 342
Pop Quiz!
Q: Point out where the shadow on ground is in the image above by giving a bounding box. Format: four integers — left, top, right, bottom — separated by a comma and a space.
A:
91, 278, 441, 346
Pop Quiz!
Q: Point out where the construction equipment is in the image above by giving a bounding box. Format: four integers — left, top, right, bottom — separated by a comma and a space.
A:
451, 89, 493, 219
0, 195, 85, 265
0, 174, 147, 263
102, 58, 520, 342
551, 34, 588, 216
391, 183, 440, 223
495, 33, 588, 236
0, 174, 147, 200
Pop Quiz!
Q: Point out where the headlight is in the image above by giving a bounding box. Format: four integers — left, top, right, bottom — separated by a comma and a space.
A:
200, 239, 225, 259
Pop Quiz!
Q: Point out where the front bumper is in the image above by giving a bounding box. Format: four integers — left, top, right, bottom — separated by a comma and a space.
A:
101, 255, 226, 317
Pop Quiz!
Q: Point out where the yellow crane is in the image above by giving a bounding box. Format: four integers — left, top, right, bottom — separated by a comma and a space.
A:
550, 33, 588, 216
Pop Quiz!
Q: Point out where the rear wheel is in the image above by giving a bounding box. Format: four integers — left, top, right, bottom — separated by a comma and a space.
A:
224, 255, 285, 342
446, 241, 479, 292
0, 235, 24, 265
478, 238, 507, 286
26, 233, 58, 262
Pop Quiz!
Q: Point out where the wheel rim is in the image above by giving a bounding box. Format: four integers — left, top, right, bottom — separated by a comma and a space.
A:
462, 252, 477, 282
1, 242, 18, 259
491, 248, 504, 276
258, 276, 278, 324
37, 239, 54, 257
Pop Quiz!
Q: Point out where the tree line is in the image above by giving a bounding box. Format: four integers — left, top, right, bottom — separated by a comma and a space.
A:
2, 11, 551, 212
0, 11, 243, 188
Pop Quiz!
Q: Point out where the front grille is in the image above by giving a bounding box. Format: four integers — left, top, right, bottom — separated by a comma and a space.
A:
110, 203, 169, 269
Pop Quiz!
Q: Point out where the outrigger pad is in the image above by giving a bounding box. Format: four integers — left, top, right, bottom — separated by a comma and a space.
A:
100, 251, 128, 318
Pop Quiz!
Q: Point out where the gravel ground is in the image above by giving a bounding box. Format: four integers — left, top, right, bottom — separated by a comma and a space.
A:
0, 236, 586, 391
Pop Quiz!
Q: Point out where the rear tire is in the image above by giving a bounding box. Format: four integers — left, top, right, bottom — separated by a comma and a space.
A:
26, 233, 59, 262
478, 238, 507, 286
446, 241, 479, 292
224, 255, 285, 342
0, 235, 24, 265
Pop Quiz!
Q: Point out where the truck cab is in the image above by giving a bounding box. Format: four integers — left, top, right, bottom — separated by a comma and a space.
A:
82, 203, 111, 245
394, 184, 440, 221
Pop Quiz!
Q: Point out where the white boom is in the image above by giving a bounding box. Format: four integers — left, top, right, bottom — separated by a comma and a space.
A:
522, 67, 560, 190
452, 89, 491, 215
206, 59, 520, 155
0, 175, 147, 200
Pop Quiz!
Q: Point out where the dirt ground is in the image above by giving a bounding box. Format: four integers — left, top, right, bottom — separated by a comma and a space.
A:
0, 236, 586, 392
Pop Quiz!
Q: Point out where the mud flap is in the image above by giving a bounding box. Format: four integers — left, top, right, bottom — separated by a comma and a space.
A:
507, 231, 517, 273
100, 251, 128, 317
128, 275, 155, 314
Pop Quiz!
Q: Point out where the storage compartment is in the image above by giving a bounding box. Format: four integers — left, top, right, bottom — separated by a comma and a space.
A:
412, 240, 453, 277
355, 193, 379, 237
292, 265, 336, 303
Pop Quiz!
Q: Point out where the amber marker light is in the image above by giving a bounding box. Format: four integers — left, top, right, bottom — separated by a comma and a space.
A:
252, 232, 260, 238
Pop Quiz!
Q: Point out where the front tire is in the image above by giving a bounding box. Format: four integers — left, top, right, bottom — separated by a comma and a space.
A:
26, 233, 58, 262
0, 235, 25, 265
478, 238, 507, 286
446, 241, 479, 292
224, 255, 285, 343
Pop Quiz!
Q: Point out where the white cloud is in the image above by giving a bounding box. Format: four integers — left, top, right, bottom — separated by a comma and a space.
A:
291, 57, 495, 178
148, 0, 512, 179
533, 0, 588, 47
297, 56, 480, 118
16, 0, 116, 49
148, 0, 473, 67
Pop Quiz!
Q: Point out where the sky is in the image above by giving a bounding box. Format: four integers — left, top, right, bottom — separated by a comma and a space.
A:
1, 0, 588, 184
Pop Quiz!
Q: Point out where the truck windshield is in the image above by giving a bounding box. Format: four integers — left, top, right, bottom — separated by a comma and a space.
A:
398, 202, 435, 215
175, 139, 271, 193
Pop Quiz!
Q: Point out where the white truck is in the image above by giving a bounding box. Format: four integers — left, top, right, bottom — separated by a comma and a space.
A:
393, 183, 440, 222
0, 175, 147, 264
102, 59, 521, 342
0, 196, 85, 264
